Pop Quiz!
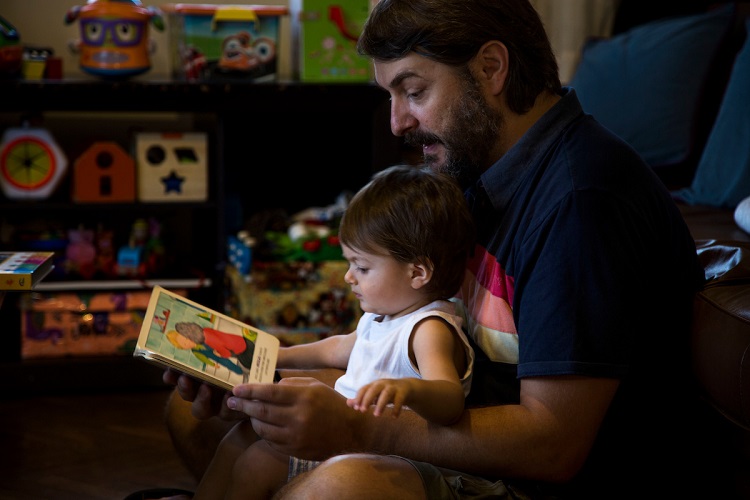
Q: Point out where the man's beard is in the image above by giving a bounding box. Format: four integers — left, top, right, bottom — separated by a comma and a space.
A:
405, 72, 503, 189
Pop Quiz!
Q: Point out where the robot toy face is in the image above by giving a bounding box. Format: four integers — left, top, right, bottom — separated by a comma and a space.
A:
66, 0, 163, 78
80, 18, 145, 47
78, 16, 149, 75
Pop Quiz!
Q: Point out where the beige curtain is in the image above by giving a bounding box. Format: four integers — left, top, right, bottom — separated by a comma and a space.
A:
530, 0, 621, 84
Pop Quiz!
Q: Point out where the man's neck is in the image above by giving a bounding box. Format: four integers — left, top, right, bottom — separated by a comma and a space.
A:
498, 90, 561, 157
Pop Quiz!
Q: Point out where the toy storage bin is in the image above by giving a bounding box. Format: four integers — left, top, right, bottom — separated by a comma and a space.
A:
162, 3, 288, 82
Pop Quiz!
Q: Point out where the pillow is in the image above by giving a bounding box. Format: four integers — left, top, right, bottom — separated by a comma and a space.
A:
674, 18, 750, 209
735, 195, 750, 234
569, 5, 734, 173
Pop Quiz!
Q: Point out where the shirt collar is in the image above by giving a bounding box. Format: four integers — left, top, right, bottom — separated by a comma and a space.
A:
477, 87, 582, 212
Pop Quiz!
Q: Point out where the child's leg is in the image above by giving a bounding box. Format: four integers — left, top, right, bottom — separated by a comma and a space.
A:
192, 420, 260, 500
224, 439, 291, 500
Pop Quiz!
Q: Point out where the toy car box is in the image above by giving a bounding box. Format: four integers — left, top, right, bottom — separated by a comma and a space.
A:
162, 3, 288, 82
290, 0, 373, 82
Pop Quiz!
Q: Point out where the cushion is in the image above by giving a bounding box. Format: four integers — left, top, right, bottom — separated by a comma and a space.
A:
737, 195, 750, 234
692, 239, 750, 432
673, 19, 750, 209
570, 5, 734, 172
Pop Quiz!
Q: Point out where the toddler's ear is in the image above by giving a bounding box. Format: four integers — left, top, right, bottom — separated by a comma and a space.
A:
410, 260, 433, 289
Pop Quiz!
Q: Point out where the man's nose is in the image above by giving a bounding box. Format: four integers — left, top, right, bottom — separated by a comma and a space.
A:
390, 99, 417, 137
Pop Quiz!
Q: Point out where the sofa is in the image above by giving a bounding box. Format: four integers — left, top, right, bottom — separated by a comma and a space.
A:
568, 3, 750, 495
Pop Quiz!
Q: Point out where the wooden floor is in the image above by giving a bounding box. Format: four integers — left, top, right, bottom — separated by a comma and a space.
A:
0, 388, 197, 500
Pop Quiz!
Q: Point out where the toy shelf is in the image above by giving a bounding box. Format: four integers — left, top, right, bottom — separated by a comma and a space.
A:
0, 79, 399, 393
0, 79, 390, 113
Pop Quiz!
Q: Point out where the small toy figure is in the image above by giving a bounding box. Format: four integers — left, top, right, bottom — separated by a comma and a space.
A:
21, 46, 53, 80
116, 218, 148, 277
227, 231, 255, 281
64, 0, 164, 79
65, 225, 97, 279
95, 227, 116, 277
144, 217, 165, 275
129, 218, 148, 248
0, 15, 22, 76
180, 45, 207, 80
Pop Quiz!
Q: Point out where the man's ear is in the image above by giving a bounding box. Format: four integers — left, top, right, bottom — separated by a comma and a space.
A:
474, 40, 509, 95
410, 260, 433, 290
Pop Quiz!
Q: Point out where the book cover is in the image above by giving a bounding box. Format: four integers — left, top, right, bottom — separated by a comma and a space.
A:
134, 286, 279, 390
0, 251, 55, 291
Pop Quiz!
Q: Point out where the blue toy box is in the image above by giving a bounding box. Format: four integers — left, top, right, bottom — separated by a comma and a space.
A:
163, 3, 288, 82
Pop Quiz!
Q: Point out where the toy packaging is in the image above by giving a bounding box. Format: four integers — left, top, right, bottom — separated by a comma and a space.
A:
20, 290, 186, 358
290, 0, 373, 82
162, 3, 288, 82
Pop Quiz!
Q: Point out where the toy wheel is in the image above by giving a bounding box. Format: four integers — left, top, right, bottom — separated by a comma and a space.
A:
0, 135, 56, 190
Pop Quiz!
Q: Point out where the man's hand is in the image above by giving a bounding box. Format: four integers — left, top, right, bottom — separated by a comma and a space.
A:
163, 368, 244, 421
228, 376, 364, 460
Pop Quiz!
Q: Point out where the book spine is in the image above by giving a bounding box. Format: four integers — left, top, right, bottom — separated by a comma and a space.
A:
1, 274, 33, 290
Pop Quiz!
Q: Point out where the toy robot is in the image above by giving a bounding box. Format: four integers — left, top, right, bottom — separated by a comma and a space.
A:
65, 0, 163, 79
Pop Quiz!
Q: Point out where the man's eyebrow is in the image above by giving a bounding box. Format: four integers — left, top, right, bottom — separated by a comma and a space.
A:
388, 70, 421, 89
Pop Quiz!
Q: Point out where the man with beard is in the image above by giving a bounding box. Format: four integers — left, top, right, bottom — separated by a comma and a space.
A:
159, 1, 712, 498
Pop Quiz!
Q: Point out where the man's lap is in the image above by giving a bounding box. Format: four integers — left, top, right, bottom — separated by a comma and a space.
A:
289, 453, 517, 499
398, 456, 518, 499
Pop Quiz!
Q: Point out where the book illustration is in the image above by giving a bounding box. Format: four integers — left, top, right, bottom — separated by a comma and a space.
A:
169, 321, 256, 377
0, 251, 55, 290
135, 286, 279, 390
153, 308, 171, 332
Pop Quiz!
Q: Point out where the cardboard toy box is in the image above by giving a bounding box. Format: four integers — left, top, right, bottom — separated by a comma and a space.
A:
291, 0, 373, 82
225, 261, 361, 346
20, 290, 184, 359
163, 3, 289, 82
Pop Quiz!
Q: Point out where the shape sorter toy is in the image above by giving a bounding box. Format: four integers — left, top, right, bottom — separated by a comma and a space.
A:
135, 132, 208, 202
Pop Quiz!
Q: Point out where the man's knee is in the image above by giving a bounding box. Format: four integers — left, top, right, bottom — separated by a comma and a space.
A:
277, 454, 426, 500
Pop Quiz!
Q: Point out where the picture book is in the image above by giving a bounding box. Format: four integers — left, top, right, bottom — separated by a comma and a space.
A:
134, 286, 280, 390
0, 251, 55, 290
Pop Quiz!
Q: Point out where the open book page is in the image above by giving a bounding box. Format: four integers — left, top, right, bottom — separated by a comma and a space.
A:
134, 286, 279, 390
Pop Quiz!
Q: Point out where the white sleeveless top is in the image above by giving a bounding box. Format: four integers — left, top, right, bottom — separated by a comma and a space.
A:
334, 299, 474, 399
